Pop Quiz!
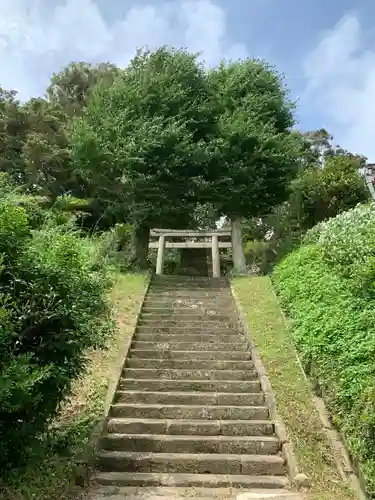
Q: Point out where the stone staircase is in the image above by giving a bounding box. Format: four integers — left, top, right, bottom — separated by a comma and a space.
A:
95, 275, 292, 496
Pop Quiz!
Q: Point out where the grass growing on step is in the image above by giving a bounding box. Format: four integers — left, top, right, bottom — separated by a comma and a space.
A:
1, 273, 147, 500
233, 276, 355, 500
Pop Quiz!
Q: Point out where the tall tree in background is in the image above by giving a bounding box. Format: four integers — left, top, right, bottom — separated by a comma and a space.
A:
0, 88, 29, 184
288, 152, 369, 230
241, 131, 370, 272
21, 98, 73, 198
71, 48, 215, 267
207, 59, 302, 273
47, 62, 120, 117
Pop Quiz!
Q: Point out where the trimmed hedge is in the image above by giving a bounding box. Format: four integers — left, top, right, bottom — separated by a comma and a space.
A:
0, 197, 113, 471
273, 203, 375, 497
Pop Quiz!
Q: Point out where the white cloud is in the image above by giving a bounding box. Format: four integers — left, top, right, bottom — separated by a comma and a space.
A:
0, 0, 247, 100
303, 14, 375, 161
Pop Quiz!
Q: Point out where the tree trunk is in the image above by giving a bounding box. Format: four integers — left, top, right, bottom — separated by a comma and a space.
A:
131, 224, 150, 269
231, 216, 247, 274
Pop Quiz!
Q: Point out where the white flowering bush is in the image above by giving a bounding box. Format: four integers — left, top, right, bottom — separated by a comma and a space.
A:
273, 202, 375, 496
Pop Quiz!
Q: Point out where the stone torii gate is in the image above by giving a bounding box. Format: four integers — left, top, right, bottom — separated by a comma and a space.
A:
149, 229, 232, 278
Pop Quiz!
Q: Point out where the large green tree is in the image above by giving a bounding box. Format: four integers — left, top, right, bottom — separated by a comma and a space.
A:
207, 59, 302, 273
0, 88, 29, 184
70, 48, 215, 267
288, 152, 369, 230
21, 98, 73, 198
241, 132, 370, 271
47, 61, 119, 117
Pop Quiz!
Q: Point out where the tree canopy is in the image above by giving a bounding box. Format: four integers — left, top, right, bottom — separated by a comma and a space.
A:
70, 48, 216, 265
0, 48, 370, 270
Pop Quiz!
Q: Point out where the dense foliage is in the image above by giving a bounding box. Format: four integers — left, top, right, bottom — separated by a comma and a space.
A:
207, 60, 300, 219
273, 203, 375, 496
242, 151, 369, 273
70, 48, 216, 266
0, 191, 113, 470
0, 45, 372, 481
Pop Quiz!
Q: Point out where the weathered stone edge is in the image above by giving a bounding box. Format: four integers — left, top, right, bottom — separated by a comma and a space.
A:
267, 282, 367, 500
230, 280, 308, 491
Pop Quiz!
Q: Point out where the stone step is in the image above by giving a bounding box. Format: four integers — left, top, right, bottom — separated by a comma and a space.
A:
152, 277, 227, 284
98, 451, 285, 475
107, 418, 273, 436
137, 319, 238, 328
150, 283, 229, 290
146, 292, 232, 299
118, 378, 261, 393
114, 390, 264, 406
152, 276, 228, 282
101, 434, 280, 455
125, 358, 254, 370
123, 368, 257, 381
142, 303, 236, 317
91, 486, 298, 500
95, 472, 289, 489
146, 292, 231, 298
141, 306, 234, 314
135, 326, 239, 335
132, 334, 245, 344
142, 302, 234, 310
140, 313, 236, 322
148, 290, 231, 296
130, 342, 249, 352
149, 281, 229, 287
128, 350, 252, 361
109, 404, 269, 420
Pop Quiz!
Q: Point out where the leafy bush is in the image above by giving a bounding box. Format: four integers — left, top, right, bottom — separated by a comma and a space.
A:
273, 203, 375, 496
0, 198, 113, 471
244, 240, 275, 275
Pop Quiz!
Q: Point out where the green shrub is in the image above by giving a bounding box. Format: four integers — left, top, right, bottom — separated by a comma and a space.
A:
244, 239, 275, 274
0, 198, 113, 471
273, 203, 375, 497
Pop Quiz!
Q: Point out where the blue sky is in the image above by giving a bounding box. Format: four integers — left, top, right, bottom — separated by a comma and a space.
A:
1, 0, 375, 159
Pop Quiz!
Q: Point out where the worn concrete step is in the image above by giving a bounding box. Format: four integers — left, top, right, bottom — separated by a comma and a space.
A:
133, 334, 245, 344
146, 294, 232, 300
114, 390, 264, 406
138, 320, 238, 329
142, 302, 234, 310
142, 305, 235, 314
152, 277, 227, 284
126, 358, 254, 370
150, 283, 229, 289
149, 280, 229, 286
128, 350, 252, 361
93, 485, 296, 500
118, 378, 261, 393
141, 306, 235, 314
130, 342, 249, 352
98, 451, 285, 475
123, 368, 257, 381
140, 313, 236, 322
135, 326, 239, 335
107, 418, 274, 436
109, 404, 269, 420
101, 434, 280, 455
146, 292, 232, 299
148, 290, 231, 297
95, 472, 289, 489
152, 276, 228, 282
